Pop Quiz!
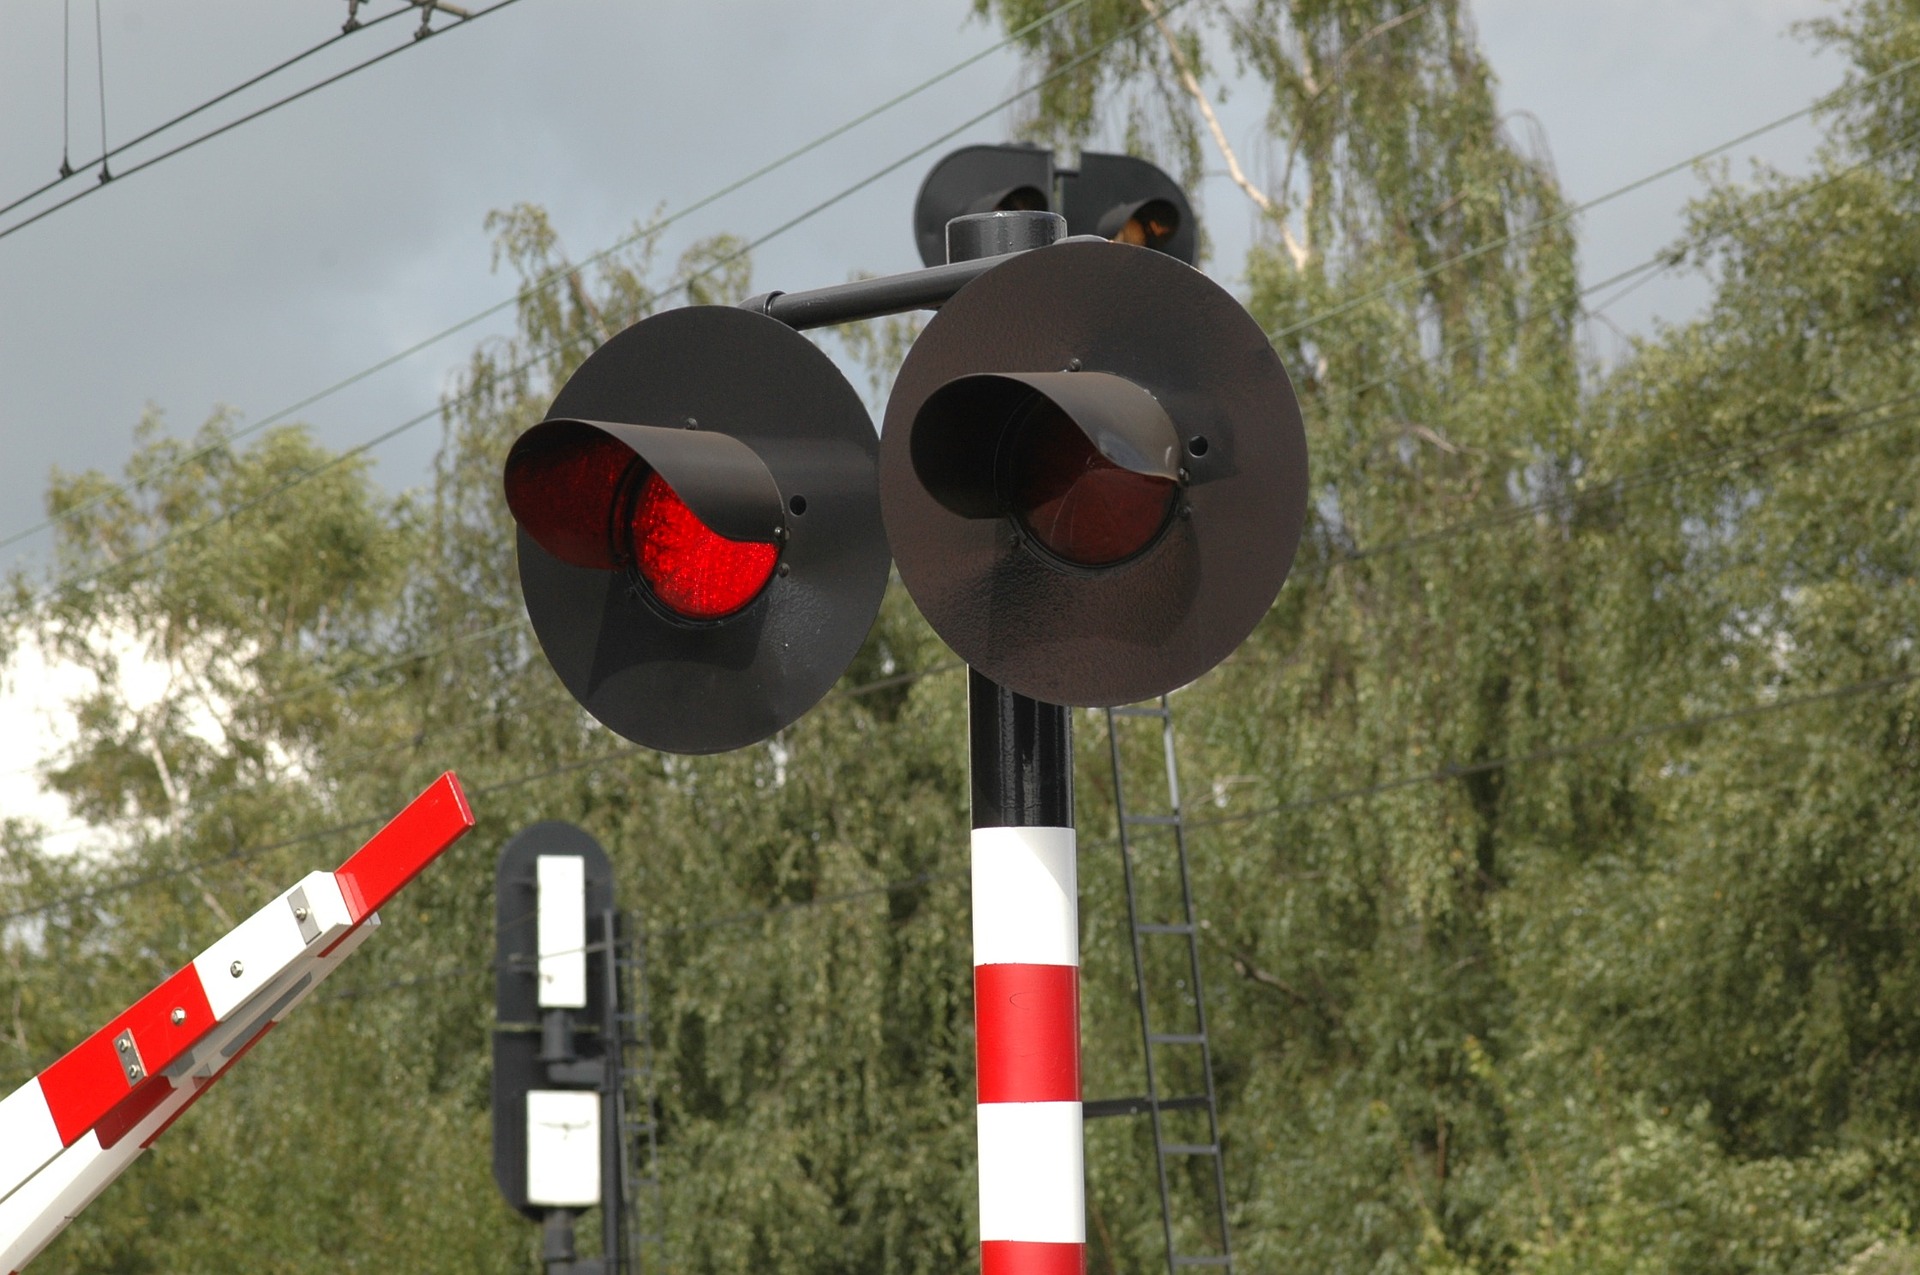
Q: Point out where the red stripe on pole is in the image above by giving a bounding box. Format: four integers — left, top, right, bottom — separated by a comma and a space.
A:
981, 1240, 1083, 1275
39, 964, 215, 1145
975, 963, 1079, 1104
334, 772, 476, 922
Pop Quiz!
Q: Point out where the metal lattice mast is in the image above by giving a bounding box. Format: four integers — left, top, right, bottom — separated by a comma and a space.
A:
1096, 696, 1233, 1271
613, 916, 667, 1272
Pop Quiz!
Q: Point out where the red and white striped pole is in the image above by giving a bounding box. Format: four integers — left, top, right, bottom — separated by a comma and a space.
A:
970, 669, 1083, 1275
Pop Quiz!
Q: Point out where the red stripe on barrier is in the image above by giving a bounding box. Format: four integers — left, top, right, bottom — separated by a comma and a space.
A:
94, 1077, 175, 1151
981, 1240, 1083, 1275
334, 773, 475, 922
39, 964, 215, 1145
975, 963, 1079, 1105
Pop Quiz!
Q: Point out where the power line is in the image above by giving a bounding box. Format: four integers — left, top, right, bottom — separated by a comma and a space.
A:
5, 0, 1883, 589
0, 2, 497, 244
0, 0, 1098, 561
25, 370, 1913, 846
1304, 117, 1920, 422
1264, 51, 1920, 346
1185, 670, 1920, 835
1335, 393, 1920, 566
22, 0, 1189, 606
2, 5, 411, 222
9, 7, 1906, 913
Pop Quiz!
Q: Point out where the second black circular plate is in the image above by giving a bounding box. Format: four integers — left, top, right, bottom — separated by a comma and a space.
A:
879, 240, 1308, 707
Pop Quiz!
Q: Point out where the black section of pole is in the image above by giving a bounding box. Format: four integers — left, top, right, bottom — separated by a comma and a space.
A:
599, 908, 630, 1275
969, 669, 1072, 828
741, 230, 1101, 332
948, 210, 1076, 835
542, 1209, 577, 1272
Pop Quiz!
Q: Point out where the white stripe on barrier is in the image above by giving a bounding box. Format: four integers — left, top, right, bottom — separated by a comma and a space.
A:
0, 918, 380, 1273
976, 1100, 1085, 1243
192, 872, 351, 1020
971, 827, 1078, 968
0, 1085, 61, 1208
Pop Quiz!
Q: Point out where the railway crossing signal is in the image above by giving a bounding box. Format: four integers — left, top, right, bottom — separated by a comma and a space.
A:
492, 148, 1303, 1275
492, 822, 630, 1274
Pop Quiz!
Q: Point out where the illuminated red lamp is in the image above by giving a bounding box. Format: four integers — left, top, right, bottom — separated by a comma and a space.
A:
503, 427, 779, 622
629, 471, 777, 620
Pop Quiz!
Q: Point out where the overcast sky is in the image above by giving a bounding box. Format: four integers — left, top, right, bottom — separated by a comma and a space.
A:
0, 0, 1849, 833
0, 0, 1846, 577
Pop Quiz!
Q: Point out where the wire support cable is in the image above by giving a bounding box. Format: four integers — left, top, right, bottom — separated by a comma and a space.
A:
0, 0, 1098, 562
4, 4, 410, 221
0, 3, 478, 242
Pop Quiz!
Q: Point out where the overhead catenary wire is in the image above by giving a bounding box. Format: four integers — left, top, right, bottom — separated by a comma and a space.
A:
0, 15, 1892, 615
18, 0, 1187, 607
0, 0, 521, 246
1, 4, 412, 222
0, 0, 1100, 562
15, 21, 1882, 602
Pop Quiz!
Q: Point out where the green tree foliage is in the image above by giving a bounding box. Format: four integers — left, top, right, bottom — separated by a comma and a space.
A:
2, 2, 1917, 1271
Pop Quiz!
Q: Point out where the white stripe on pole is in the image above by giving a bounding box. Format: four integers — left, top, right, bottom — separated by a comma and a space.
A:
971, 826, 1077, 966
977, 1101, 1086, 1243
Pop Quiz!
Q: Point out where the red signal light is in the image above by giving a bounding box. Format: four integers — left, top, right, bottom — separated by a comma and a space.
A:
629, 470, 779, 620
503, 425, 779, 621
1007, 397, 1178, 567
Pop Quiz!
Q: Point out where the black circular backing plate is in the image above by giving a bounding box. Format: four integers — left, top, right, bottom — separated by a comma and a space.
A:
880, 240, 1308, 707
519, 305, 889, 754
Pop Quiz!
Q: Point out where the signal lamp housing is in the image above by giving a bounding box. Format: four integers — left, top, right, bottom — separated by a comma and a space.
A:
1061, 152, 1196, 265
504, 306, 890, 754
879, 239, 1307, 708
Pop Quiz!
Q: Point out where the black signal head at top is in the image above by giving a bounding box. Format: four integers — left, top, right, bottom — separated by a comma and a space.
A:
913, 143, 1057, 268
1059, 151, 1197, 265
915, 144, 1200, 267
503, 306, 890, 754
879, 239, 1307, 708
